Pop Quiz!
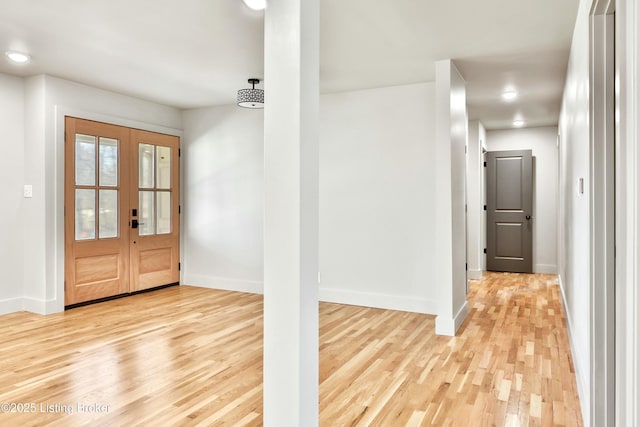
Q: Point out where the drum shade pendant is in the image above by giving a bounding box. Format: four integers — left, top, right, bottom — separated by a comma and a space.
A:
237, 78, 264, 109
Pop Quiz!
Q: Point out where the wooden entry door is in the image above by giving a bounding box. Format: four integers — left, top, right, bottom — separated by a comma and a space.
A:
485, 149, 533, 273
130, 129, 180, 291
65, 117, 180, 305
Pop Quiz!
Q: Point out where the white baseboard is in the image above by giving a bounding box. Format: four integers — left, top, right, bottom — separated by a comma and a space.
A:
319, 287, 437, 315
22, 297, 59, 315
0, 298, 24, 315
557, 274, 589, 426
187, 278, 439, 315
186, 274, 263, 294
435, 300, 470, 336
534, 264, 558, 274
0, 297, 60, 315
467, 269, 483, 280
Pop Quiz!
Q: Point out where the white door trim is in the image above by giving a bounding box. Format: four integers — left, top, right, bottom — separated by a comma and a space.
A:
613, 0, 640, 425
589, 1, 616, 424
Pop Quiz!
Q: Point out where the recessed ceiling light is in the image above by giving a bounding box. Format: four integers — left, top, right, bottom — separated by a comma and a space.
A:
5, 51, 31, 64
513, 120, 525, 127
502, 90, 518, 101
242, 0, 266, 10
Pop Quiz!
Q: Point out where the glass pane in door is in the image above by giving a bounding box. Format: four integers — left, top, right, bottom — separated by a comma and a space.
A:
99, 189, 118, 238
75, 189, 96, 240
156, 146, 171, 189
139, 191, 155, 236
139, 144, 155, 188
99, 138, 118, 186
156, 191, 171, 234
75, 134, 96, 186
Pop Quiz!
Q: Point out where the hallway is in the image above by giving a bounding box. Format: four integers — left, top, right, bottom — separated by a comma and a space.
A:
320, 272, 583, 425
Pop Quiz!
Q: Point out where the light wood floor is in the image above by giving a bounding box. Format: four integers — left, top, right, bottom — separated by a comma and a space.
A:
0, 272, 582, 426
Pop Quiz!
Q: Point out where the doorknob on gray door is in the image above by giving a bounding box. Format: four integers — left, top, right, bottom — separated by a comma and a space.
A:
525, 215, 531, 220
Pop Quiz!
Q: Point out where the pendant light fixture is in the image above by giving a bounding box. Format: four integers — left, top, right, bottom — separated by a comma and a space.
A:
237, 78, 264, 109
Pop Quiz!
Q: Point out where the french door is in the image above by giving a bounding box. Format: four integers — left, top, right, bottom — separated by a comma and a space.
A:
64, 117, 180, 306
130, 129, 180, 292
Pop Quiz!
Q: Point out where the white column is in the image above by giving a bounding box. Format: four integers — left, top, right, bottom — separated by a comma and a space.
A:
434, 59, 469, 336
263, 0, 319, 426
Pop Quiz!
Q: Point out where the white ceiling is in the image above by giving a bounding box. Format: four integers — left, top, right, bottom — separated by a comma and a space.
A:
0, 0, 579, 130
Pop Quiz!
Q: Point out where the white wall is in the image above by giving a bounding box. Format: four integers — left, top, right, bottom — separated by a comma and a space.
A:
319, 83, 438, 313
182, 82, 441, 314
22, 75, 182, 313
467, 120, 486, 280
0, 73, 25, 313
435, 60, 469, 336
182, 105, 264, 293
23, 76, 46, 310
486, 126, 559, 274
557, 0, 592, 422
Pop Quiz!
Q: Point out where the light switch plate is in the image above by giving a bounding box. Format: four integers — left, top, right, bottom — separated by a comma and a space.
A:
23, 184, 33, 198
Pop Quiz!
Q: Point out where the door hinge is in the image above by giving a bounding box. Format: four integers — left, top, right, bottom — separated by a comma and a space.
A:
484, 248, 487, 254
484, 205, 487, 211
484, 161, 487, 167
465, 263, 468, 271
178, 205, 181, 214
179, 148, 181, 157
178, 262, 181, 271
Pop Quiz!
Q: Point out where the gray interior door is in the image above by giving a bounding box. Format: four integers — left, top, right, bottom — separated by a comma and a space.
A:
486, 150, 533, 273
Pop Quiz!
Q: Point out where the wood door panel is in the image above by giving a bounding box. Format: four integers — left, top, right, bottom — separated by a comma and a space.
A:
75, 254, 120, 284
136, 270, 178, 291
495, 157, 525, 209
134, 243, 179, 290
73, 280, 126, 302
138, 248, 172, 274
495, 223, 524, 258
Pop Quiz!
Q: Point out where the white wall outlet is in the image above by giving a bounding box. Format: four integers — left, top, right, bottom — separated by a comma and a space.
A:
23, 184, 33, 198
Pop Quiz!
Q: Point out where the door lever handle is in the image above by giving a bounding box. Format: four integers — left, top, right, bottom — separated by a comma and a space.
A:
131, 220, 146, 229
525, 215, 531, 220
